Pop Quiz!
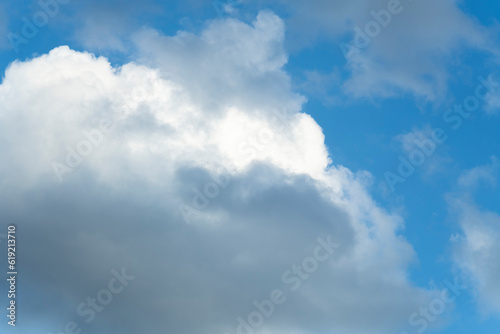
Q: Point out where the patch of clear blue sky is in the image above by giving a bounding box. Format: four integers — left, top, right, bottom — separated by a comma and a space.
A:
0, 1, 499, 333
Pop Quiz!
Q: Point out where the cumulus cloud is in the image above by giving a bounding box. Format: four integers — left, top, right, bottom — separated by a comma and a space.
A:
0, 12, 437, 334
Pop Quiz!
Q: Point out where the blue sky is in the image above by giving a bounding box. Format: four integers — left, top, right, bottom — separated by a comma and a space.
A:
0, 1, 500, 334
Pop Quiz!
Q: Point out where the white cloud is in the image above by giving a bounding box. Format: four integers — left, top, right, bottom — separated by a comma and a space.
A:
449, 196, 500, 315
394, 126, 451, 177
0, 12, 439, 334
262, 0, 498, 101
450, 159, 500, 315
396, 126, 437, 154
342, 0, 497, 101
458, 157, 499, 189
